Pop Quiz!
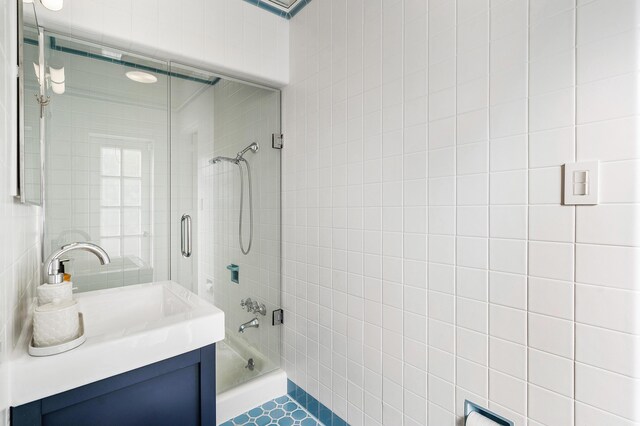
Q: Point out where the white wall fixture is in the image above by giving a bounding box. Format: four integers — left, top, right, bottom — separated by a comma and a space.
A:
24, 0, 64, 11
49, 66, 64, 94
39, 0, 62, 12
564, 161, 599, 205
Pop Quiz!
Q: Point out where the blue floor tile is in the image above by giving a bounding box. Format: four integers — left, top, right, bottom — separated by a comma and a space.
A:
221, 395, 325, 425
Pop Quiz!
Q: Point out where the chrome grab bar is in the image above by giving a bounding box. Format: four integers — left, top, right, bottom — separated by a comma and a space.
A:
181, 214, 192, 258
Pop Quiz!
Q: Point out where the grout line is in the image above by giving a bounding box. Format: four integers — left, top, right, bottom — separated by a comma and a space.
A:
524, 2, 531, 420
399, 0, 406, 423
573, 0, 578, 422
487, 0, 493, 412
358, 0, 365, 422
453, 0, 459, 418
425, 0, 431, 420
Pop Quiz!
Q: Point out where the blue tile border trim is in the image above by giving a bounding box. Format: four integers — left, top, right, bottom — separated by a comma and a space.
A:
287, 380, 349, 426
287, 0, 312, 18
243, 0, 313, 20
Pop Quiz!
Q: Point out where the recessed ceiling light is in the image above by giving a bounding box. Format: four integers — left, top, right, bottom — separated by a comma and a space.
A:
125, 71, 158, 84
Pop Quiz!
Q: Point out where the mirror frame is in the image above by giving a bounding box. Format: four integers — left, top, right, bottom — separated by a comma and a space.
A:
16, 0, 25, 202
16, 0, 44, 206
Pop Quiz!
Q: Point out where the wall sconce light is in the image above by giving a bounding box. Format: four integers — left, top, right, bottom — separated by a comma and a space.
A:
49, 66, 65, 94
33, 64, 65, 95
24, 0, 64, 12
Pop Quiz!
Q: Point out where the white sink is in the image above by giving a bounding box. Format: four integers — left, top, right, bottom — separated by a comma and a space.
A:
11, 281, 225, 407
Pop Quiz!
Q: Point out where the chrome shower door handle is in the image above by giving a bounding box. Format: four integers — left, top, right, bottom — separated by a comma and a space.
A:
181, 214, 192, 258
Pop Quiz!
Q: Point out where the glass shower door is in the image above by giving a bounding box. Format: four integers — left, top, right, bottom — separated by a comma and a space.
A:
169, 64, 282, 393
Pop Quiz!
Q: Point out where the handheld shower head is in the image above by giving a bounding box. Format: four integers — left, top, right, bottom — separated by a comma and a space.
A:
236, 142, 259, 160
208, 141, 259, 255
209, 143, 258, 165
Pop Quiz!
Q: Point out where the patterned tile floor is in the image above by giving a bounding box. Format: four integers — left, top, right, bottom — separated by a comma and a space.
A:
220, 395, 324, 426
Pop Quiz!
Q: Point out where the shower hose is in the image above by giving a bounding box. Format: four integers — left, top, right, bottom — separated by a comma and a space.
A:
237, 158, 253, 255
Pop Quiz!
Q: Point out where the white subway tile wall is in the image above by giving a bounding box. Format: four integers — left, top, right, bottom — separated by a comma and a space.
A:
283, 0, 640, 425
0, 0, 42, 424
0, 0, 638, 425
25, 0, 290, 87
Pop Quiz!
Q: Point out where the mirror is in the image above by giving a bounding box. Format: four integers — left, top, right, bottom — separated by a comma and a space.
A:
17, 0, 44, 205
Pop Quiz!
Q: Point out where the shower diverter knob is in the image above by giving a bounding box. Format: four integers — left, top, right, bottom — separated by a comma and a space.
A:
241, 298, 252, 311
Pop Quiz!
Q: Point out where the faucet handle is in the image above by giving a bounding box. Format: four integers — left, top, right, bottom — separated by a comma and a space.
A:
241, 298, 252, 311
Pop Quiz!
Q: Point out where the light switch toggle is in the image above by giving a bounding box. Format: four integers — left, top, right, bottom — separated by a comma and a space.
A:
564, 161, 598, 205
573, 170, 589, 196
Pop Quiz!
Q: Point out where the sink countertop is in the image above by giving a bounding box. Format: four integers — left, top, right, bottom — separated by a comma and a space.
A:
10, 280, 225, 407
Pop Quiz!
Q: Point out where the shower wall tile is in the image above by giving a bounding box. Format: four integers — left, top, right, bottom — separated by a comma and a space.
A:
285, 0, 640, 425
528, 384, 574, 426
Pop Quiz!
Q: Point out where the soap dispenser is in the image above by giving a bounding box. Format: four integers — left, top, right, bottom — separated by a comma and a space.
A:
59, 258, 72, 282
37, 260, 73, 305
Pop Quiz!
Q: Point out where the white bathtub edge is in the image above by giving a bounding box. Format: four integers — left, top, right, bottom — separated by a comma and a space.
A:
216, 368, 287, 425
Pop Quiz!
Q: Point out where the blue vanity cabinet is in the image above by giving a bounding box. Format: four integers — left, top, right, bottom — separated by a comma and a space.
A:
11, 344, 215, 426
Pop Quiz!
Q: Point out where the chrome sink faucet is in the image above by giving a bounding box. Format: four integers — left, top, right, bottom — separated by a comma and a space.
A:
238, 318, 259, 333
43, 242, 111, 284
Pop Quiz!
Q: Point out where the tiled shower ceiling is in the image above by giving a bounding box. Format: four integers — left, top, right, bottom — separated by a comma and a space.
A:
267, 0, 297, 7
244, 0, 311, 19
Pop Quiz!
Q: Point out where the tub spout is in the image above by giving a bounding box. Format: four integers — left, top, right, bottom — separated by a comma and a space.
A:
238, 317, 259, 333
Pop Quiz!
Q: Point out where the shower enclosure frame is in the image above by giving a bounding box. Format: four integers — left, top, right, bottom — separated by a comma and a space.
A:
167, 61, 285, 415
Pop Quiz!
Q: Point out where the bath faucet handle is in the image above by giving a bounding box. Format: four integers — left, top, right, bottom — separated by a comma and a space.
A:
253, 301, 267, 316
241, 298, 266, 315
241, 297, 252, 311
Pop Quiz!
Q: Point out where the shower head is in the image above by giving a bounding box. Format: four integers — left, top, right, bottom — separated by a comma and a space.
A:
209, 142, 259, 166
236, 142, 259, 160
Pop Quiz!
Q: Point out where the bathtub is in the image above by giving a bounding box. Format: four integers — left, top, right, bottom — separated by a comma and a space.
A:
215, 332, 286, 424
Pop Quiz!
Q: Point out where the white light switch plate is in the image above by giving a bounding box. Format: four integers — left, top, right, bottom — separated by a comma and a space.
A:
563, 161, 599, 205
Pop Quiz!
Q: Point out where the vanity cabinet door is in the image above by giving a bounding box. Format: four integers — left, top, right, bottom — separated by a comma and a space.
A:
11, 344, 215, 426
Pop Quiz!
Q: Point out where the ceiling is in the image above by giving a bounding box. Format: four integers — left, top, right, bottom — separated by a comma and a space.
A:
245, 0, 311, 19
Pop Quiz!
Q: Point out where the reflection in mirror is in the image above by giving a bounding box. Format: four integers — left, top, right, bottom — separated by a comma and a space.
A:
21, 25, 44, 205
42, 31, 169, 293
